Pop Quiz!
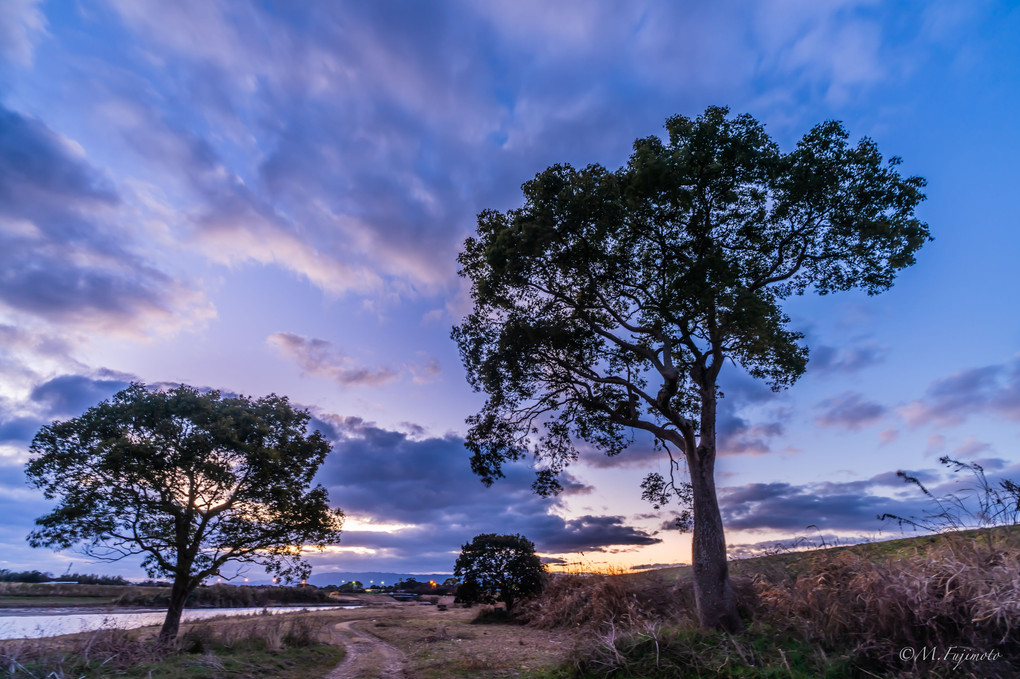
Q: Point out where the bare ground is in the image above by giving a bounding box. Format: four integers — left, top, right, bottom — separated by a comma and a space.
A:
326, 619, 407, 679
319, 596, 575, 679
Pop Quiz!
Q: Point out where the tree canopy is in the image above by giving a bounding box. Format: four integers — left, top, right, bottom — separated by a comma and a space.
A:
453, 106, 928, 630
454, 533, 545, 613
25, 383, 345, 641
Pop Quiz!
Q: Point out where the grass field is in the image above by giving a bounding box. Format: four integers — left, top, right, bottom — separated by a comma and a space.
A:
2, 527, 1017, 677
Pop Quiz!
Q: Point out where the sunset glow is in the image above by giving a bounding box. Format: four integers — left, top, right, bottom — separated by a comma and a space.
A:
1, 1, 1018, 580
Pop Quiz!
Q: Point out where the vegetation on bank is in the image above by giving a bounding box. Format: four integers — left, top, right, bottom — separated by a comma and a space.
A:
0, 581, 338, 609
521, 526, 1020, 678
0, 611, 345, 678
0, 570, 128, 586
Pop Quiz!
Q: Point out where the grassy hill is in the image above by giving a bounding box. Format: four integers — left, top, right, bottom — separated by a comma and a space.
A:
525, 524, 1020, 678
629, 523, 1020, 584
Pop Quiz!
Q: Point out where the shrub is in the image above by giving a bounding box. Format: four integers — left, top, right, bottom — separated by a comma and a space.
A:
520, 572, 685, 630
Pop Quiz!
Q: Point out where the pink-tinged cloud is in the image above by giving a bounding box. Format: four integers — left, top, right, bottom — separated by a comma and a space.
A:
268, 332, 399, 388
0, 104, 212, 336
900, 357, 1020, 427
409, 356, 442, 385
815, 391, 887, 430
953, 436, 991, 458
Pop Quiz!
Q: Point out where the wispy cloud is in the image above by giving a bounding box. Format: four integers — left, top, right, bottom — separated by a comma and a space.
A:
268, 333, 399, 388
900, 357, 1020, 427
815, 391, 887, 430
0, 0, 46, 68
0, 104, 211, 335
808, 342, 886, 376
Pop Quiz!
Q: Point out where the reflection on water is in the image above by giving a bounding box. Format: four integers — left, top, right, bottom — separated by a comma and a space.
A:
0, 605, 359, 640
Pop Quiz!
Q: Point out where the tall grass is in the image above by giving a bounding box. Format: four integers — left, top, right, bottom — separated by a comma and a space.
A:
530, 530, 1020, 678
0, 612, 330, 677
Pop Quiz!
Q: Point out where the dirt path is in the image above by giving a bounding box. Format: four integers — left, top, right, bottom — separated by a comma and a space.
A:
325, 619, 408, 679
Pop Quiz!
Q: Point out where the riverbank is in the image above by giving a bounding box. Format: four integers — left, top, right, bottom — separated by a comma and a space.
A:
0, 581, 349, 612
1, 609, 350, 678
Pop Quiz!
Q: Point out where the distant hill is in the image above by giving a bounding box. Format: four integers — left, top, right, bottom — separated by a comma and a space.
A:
306, 571, 453, 587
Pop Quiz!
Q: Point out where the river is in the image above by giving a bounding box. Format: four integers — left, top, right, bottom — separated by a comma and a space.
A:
0, 605, 359, 640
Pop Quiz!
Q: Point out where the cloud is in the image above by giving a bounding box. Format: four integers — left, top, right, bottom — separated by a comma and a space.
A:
0, 0, 46, 68
815, 391, 887, 430
718, 454, 1020, 535
727, 533, 873, 559
310, 415, 660, 568
409, 356, 442, 385
0, 104, 210, 334
29, 373, 133, 419
717, 373, 788, 456
719, 474, 930, 533
267, 333, 400, 388
542, 515, 661, 553
901, 357, 1020, 427
808, 342, 885, 376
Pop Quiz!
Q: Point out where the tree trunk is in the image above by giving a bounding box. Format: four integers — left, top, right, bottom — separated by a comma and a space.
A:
688, 448, 742, 632
687, 384, 743, 632
158, 578, 192, 643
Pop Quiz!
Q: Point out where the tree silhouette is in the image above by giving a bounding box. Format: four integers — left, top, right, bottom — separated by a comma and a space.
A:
26, 383, 344, 642
454, 106, 928, 630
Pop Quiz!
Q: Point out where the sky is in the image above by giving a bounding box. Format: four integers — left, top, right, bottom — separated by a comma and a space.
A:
1, 0, 1019, 579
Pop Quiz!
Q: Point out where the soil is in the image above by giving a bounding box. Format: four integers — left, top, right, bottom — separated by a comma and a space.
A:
320, 596, 575, 679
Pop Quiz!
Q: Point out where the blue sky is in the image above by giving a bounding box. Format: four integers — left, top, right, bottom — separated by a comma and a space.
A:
1, 0, 1018, 578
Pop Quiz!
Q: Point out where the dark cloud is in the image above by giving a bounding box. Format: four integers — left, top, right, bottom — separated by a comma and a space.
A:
727, 533, 873, 559
0, 415, 44, 443
581, 372, 789, 467
808, 342, 885, 376
29, 373, 133, 418
716, 457, 1020, 535
717, 373, 787, 456
902, 357, 1020, 427
0, 104, 202, 330
312, 416, 659, 567
815, 391, 886, 430
719, 478, 929, 532
268, 333, 399, 388
542, 515, 661, 553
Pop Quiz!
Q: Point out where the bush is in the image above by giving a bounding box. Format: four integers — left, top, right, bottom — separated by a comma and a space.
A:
520, 572, 684, 630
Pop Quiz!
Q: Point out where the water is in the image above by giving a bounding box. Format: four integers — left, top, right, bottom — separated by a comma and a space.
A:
0, 605, 359, 640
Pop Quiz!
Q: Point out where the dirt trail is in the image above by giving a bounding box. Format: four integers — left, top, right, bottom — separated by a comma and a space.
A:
325, 619, 407, 679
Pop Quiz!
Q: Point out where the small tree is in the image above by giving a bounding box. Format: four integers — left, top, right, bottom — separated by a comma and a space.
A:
454, 533, 544, 613
25, 383, 344, 642
454, 106, 928, 630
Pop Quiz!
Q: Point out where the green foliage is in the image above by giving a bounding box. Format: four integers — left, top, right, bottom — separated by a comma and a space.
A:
454, 106, 928, 628
454, 533, 545, 613
453, 104, 928, 495
24, 383, 344, 639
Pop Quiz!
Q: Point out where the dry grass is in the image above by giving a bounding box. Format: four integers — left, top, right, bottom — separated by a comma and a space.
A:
753, 536, 1020, 655
528, 529, 1020, 678
0, 610, 344, 677
520, 572, 688, 631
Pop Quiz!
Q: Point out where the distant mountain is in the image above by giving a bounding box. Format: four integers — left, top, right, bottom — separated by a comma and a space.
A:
306, 571, 454, 587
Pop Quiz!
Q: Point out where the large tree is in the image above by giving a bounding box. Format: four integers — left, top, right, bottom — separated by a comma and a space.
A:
453, 107, 928, 631
26, 383, 344, 642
